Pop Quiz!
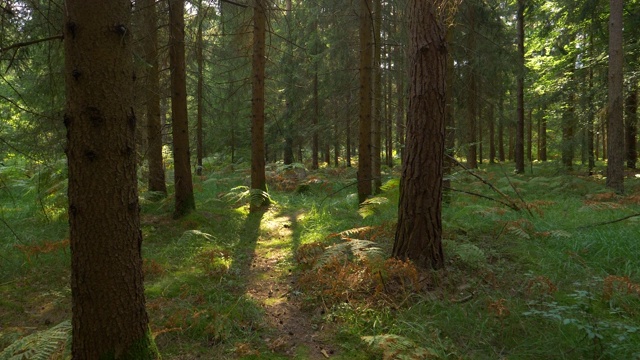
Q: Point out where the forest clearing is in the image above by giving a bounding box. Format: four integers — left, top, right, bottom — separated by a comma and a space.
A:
1, 161, 640, 359
1, 0, 640, 358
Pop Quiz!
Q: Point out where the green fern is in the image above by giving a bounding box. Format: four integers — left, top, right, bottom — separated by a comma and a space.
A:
314, 239, 384, 270
0, 320, 71, 360
361, 334, 440, 359
380, 178, 400, 192
222, 186, 273, 208
358, 197, 390, 219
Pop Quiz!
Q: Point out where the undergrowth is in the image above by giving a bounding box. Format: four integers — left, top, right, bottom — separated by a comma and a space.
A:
1, 159, 640, 359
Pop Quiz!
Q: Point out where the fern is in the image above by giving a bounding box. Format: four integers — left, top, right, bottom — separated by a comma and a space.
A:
222, 186, 273, 208
380, 178, 400, 192
0, 320, 71, 360
358, 197, 389, 219
314, 239, 384, 270
361, 334, 440, 359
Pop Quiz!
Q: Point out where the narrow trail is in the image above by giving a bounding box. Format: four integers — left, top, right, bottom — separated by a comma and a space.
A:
243, 207, 335, 359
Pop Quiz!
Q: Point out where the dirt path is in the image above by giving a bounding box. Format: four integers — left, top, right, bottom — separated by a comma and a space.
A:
243, 207, 335, 359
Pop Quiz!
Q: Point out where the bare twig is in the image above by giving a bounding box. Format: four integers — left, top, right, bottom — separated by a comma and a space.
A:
0, 34, 63, 54
220, 0, 248, 8
447, 187, 520, 211
446, 154, 522, 211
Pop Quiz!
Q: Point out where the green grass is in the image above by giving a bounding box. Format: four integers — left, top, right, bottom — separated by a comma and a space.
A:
1, 159, 640, 359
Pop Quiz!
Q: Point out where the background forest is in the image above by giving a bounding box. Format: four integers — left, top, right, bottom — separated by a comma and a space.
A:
1, 0, 640, 359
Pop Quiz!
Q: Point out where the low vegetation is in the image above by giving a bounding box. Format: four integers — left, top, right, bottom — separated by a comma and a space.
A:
1, 159, 640, 359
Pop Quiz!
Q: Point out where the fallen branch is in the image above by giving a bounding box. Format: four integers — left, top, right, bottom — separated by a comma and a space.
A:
447, 187, 520, 211
577, 213, 640, 229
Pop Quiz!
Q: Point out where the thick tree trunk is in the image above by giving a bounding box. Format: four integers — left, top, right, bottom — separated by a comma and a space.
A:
515, 0, 525, 173
606, 0, 624, 192
393, 0, 446, 270
169, 0, 195, 217
64, 1, 157, 358
251, 0, 268, 210
358, 0, 373, 203
625, 88, 637, 169
142, 0, 166, 196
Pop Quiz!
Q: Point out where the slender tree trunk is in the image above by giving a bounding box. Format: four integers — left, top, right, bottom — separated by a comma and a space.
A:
196, 3, 205, 176
444, 27, 456, 177
251, 0, 269, 210
515, 0, 525, 173
64, 1, 157, 357
562, 91, 575, 170
386, 48, 394, 168
393, 0, 446, 270
169, 0, 195, 217
478, 106, 483, 164
625, 88, 637, 169
498, 97, 505, 162
587, 63, 595, 171
358, 0, 373, 203
540, 115, 547, 161
346, 90, 352, 167
311, 18, 320, 170
142, 0, 166, 195
396, 57, 405, 163
372, 0, 382, 193
606, 0, 624, 192
466, 4, 477, 169
489, 103, 495, 163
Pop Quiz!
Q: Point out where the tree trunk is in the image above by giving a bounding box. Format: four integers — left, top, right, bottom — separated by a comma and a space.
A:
562, 92, 575, 170
196, 3, 205, 176
142, 0, 167, 196
625, 88, 637, 169
251, 0, 268, 210
466, 4, 477, 169
489, 103, 495, 163
372, 0, 382, 193
346, 90, 352, 167
606, 0, 624, 192
514, 0, 525, 174
358, 0, 373, 203
393, 0, 446, 270
540, 115, 547, 161
498, 97, 505, 162
169, 0, 195, 217
64, 1, 157, 358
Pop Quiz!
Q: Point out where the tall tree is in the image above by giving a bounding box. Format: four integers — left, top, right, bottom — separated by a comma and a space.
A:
251, 0, 268, 210
372, 0, 382, 193
466, 3, 478, 169
625, 88, 637, 169
606, 0, 624, 193
358, 0, 373, 203
142, 0, 167, 195
196, 1, 207, 176
393, 0, 448, 270
169, 0, 195, 216
514, 0, 525, 173
64, 1, 158, 358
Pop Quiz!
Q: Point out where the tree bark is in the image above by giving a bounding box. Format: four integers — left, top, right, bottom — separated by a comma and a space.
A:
358, 0, 373, 203
250, 0, 268, 210
372, 0, 382, 193
466, 4, 477, 169
625, 88, 637, 169
169, 0, 195, 217
515, 0, 525, 173
196, 2, 205, 176
142, 0, 167, 196
606, 0, 624, 192
64, 1, 157, 358
393, 0, 446, 270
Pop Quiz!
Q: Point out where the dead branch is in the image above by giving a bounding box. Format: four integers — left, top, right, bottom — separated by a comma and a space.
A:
0, 34, 63, 54
577, 213, 640, 229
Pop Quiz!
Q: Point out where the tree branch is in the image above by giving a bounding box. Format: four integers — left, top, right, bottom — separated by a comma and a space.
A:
0, 34, 63, 54
577, 213, 640, 229
220, 0, 248, 8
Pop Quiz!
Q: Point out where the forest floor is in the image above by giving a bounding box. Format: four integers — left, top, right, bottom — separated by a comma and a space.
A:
1, 160, 640, 359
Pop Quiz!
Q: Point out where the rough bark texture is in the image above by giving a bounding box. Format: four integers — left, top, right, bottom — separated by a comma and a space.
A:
625, 88, 637, 169
169, 0, 195, 216
515, 0, 525, 173
606, 0, 624, 193
358, 0, 373, 203
393, 0, 446, 270
142, 0, 167, 195
64, 1, 157, 358
251, 0, 268, 210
